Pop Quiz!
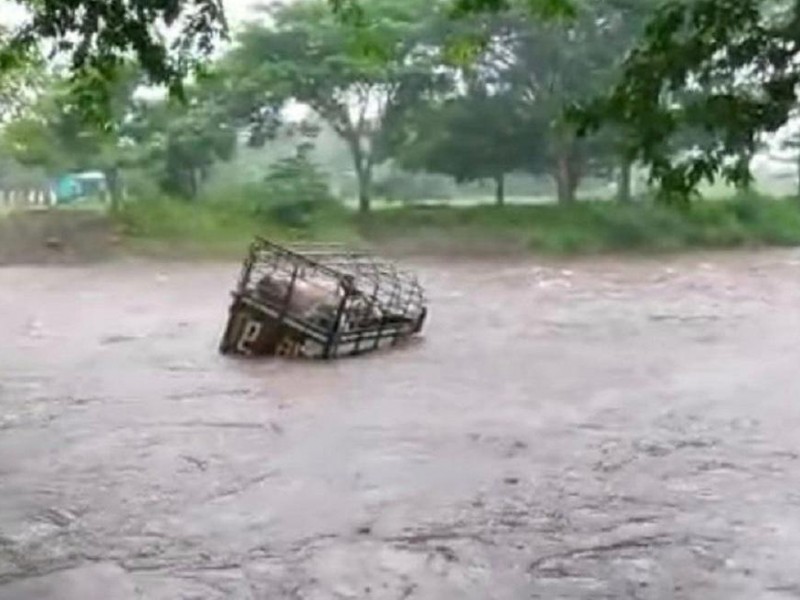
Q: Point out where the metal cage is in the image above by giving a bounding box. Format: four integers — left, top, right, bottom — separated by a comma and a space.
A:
219, 238, 427, 359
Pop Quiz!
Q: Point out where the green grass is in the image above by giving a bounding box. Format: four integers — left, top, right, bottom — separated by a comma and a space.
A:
113, 193, 800, 257
115, 193, 359, 258
359, 195, 800, 254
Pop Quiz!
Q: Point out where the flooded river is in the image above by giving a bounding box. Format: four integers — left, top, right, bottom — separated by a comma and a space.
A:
2, 251, 800, 599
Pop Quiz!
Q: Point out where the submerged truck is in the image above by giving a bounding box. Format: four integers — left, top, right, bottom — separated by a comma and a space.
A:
219, 238, 427, 359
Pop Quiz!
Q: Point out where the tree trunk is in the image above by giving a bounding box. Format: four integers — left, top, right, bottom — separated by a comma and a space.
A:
494, 174, 505, 206
735, 177, 751, 193
617, 158, 632, 204
555, 154, 579, 205
555, 157, 571, 205
347, 136, 372, 214
735, 149, 753, 193
795, 158, 800, 201
186, 168, 199, 200
356, 162, 372, 214
551, 126, 583, 205
103, 166, 122, 213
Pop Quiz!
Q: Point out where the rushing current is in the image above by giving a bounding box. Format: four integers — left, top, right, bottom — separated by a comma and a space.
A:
2, 250, 800, 599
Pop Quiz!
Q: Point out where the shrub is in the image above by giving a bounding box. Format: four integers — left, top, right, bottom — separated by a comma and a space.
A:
251, 145, 339, 228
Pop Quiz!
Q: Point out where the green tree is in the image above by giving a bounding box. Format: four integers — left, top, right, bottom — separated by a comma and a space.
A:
0, 0, 227, 121
2, 66, 143, 208
228, 0, 447, 213
396, 87, 544, 206
776, 137, 800, 201
480, 0, 654, 204
124, 92, 237, 200
337, 0, 800, 201
254, 142, 338, 227
767, 111, 800, 201
578, 0, 800, 201
0, 27, 44, 125
3, 63, 236, 204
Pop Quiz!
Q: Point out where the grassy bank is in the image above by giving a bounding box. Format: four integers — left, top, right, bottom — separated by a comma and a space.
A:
364, 197, 800, 254
111, 194, 800, 258
114, 194, 359, 258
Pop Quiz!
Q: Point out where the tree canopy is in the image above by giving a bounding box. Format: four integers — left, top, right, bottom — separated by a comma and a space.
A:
386, 0, 654, 204
0, 0, 227, 121
332, 0, 800, 201
578, 0, 800, 200
397, 88, 543, 205
4, 0, 800, 206
227, 0, 450, 212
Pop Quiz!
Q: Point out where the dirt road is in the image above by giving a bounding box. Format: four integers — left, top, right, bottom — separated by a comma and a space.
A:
2, 251, 800, 599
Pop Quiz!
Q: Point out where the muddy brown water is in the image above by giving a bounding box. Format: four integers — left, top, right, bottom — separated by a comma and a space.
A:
2, 251, 800, 599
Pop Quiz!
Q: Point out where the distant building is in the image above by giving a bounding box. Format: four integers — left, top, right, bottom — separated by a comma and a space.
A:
53, 171, 108, 204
